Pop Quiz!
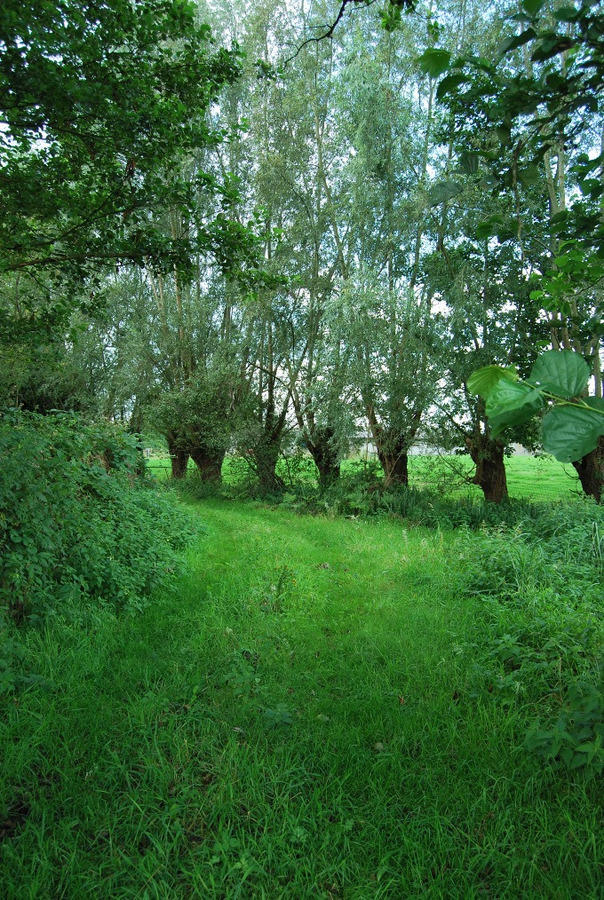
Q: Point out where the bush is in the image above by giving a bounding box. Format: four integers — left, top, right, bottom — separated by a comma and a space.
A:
0, 410, 196, 625
272, 461, 573, 531
452, 508, 604, 779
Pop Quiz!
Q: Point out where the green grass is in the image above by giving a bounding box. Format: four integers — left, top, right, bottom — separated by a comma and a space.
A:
409, 454, 580, 502
502, 454, 581, 501
1, 498, 601, 897
147, 452, 582, 502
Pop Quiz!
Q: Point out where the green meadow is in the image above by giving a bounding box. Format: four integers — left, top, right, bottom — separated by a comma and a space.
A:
1, 483, 602, 897
147, 452, 582, 503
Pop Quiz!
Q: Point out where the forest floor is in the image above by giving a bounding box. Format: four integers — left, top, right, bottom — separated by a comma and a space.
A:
1, 497, 602, 898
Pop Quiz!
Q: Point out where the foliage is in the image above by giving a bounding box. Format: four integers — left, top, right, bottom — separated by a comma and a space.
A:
0, 410, 196, 626
0, 0, 261, 341
456, 503, 604, 779
432, 2, 604, 473
469, 349, 604, 462
237, 454, 579, 532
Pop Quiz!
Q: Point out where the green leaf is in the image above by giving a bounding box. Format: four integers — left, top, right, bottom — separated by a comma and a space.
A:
518, 164, 541, 187
428, 180, 463, 206
418, 49, 451, 78
496, 124, 512, 146
458, 152, 479, 175
436, 72, 468, 100
586, 397, 604, 412
475, 216, 506, 240
476, 222, 497, 240
529, 350, 590, 399
486, 381, 544, 437
522, 0, 546, 16
531, 36, 574, 62
467, 365, 518, 397
542, 405, 604, 463
498, 28, 537, 55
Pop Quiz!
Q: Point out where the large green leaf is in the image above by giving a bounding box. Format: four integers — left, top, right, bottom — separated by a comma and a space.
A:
486, 381, 544, 437
554, 6, 581, 22
522, 0, 546, 16
428, 180, 463, 206
586, 397, 604, 412
467, 364, 518, 398
529, 350, 590, 398
436, 72, 468, 101
458, 151, 479, 175
418, 49, 451, 79
542, 405, 604, 462
498, 28, 536, 55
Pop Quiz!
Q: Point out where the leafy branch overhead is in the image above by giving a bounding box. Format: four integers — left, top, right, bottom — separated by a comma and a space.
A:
0, 0, 252, 290
468, 351, 604, 463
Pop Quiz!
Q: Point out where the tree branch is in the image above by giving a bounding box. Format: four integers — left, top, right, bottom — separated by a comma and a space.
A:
282, 0, 377, 66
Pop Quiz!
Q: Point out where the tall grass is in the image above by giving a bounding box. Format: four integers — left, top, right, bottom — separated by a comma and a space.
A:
1, 498, 602, 897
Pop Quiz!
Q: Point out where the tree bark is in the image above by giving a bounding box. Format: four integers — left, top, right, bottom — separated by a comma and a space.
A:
466, 435, 508, 503
378, 448, 409, 488
169, 449, 189, 479
189, 446, 225, 482
167, 434, 189, 479
254, 437, 284, 495
308, 426, 341, 490
572, 436, 604, 503
366, 408, 421, 490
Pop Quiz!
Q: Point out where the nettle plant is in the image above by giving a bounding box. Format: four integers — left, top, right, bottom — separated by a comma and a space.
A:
469, 349, 604, 464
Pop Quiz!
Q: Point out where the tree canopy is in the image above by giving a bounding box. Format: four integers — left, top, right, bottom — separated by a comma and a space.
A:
0, 0, 255, 338
1, 0, 603, 501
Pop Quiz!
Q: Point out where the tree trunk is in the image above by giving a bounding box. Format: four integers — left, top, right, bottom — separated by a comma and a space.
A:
170, 449, 189, 479
466, 435, 508, 503
378, 449, 409, 488
167, 434, 189, 479
308, 427, 341, 490
313, 453, 341, 490
189, 446, 225, 482
572, 436, 604, 503
254, 438, 284, 495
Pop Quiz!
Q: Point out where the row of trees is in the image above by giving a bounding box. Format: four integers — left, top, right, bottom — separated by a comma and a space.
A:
2, 0, 603, 502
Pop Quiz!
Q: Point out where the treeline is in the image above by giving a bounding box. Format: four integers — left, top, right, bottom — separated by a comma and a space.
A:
2, 0, 603, 504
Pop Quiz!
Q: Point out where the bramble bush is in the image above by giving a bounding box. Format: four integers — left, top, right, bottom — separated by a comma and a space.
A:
0, 410, 196, 627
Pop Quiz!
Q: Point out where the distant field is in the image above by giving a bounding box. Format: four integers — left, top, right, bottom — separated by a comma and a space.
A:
496, 454, 581, 501
147, 453, 582, 502
408, 453, 581, 502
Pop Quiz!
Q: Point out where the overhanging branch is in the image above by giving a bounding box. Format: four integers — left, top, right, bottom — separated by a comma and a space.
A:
282, 0, 376, 65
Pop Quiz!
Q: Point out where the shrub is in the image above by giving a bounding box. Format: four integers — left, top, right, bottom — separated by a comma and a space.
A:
0, 409, 196, 625
453, 509, 604, 779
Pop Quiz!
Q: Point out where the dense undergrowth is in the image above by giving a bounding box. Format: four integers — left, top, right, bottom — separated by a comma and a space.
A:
0, 410, 196, 691
457, 513, 604, 779
180, 456, 582, 530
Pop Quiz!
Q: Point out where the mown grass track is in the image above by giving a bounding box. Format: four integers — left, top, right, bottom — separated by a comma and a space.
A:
1, 498, 601, 898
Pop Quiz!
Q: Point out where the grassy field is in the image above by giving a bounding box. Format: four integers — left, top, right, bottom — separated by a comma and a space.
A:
147, 453, 582, 502
410, 454, 581, 502
1, 496, 602, 897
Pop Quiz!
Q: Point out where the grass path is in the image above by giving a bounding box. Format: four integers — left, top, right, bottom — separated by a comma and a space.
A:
1, 499, 601, 898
